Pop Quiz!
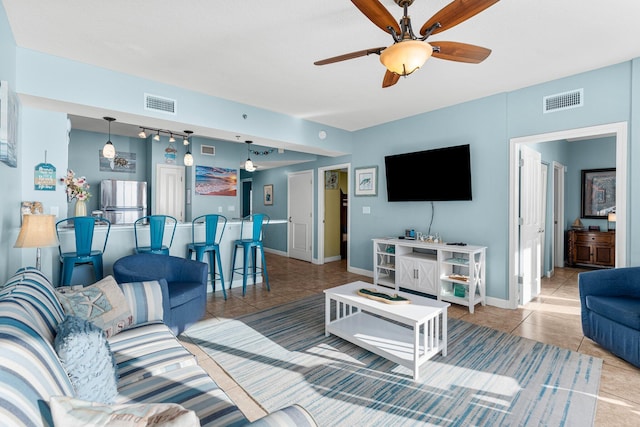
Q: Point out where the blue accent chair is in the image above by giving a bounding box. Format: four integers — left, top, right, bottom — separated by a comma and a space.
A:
230, 213, 270, 296
113, 253, 207, 335
134, 215, 177, 255
187, 214, 228, 300
579, 266, 640, 367
56, 216, 111, 286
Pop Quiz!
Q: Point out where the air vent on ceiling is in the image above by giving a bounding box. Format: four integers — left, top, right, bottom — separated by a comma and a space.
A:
543, 89, 583, 113
144, 93, 176, 115
201, 145, 215, 156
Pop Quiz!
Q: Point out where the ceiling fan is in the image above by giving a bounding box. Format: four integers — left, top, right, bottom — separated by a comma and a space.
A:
314, 0, 500, 88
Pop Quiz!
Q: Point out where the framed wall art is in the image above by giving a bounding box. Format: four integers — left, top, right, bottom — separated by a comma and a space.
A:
581, 168, 615, 218
264, 184, 273, 205
354, 166, 377, 197
0, 81, 19, 168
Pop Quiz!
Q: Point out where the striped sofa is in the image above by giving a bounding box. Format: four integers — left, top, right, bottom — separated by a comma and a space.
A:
0, 267, 316, 427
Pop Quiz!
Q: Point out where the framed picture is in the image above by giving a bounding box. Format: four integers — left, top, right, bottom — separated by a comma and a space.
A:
581, 168, 615, 218
195, 165, 237, 196
264, 184, 273, 205
354, 166, 377, 197
0, 81, 19, 168
325, 171, 338, 189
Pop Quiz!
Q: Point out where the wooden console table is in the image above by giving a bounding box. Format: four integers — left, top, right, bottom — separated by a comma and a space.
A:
566, 230, 615, 268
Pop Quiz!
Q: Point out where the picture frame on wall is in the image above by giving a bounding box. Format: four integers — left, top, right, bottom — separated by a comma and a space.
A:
0, 81, 19, 168
354, 166, 377, 197
581, 168, 616, 218
264, 184, 273, 205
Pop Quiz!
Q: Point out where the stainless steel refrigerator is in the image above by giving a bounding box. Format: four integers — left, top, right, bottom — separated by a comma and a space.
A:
100, 180, 147, 225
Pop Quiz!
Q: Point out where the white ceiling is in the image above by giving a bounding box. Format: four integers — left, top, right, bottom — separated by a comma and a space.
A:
4, 0, 640, 134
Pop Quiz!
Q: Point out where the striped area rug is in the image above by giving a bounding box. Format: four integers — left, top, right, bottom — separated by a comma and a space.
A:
184, 294, 601, 426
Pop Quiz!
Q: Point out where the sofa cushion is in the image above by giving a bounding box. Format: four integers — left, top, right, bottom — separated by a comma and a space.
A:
54, 315, 118, 404
168, 281, 205, 308
57, 276, 133, 338
116, 364, 247, 426
0, 267, 65, 343
118, 279, 170, 326
50, 396, 198, 427
585, 295, 640, 330
0, 311, 75, 426
108, 323, 197, 388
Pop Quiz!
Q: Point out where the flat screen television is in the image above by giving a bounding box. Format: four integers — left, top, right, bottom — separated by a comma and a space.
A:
384, 144, 472, 202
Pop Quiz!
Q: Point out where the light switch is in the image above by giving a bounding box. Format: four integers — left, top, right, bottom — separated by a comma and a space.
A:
218, 206, 223, 213
228, 206, 235, 211
362, 206, 371, 214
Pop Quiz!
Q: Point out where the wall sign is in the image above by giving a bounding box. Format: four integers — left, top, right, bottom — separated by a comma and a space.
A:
34, 162, 57, 191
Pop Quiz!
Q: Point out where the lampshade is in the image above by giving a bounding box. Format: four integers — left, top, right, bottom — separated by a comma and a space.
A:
245, 158, 256, 172
14, 214, 58, 270
154, 131, 161, 141
184, 151, 194, 166
608, 212, 617, 222
380, 40, 433, 76
138, 129, 147, 138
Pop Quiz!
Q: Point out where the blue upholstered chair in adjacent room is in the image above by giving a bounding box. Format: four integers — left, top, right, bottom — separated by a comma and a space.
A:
230, 213, 271, 296
187, 214, 228, 300
56, 216, 111, 286
134, 215, 177, 255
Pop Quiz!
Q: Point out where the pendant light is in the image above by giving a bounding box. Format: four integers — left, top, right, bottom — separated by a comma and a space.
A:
102, 117, 116, 159
183, 130, 194, 166
244, 141, 256, 172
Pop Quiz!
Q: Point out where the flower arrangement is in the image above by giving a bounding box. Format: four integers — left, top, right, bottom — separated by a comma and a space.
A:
60, 169, 91, 202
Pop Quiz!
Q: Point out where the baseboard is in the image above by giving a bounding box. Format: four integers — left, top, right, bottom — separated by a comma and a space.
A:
485, 296, 510, 309
263, 247, 287, 257
348, 266, 373, 278
324, 255, 342, 263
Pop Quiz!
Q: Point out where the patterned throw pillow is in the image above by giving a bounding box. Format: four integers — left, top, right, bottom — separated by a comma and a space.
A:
54, 315, 118, 404
118, 279, 170, 326
49, 396, 198, 427
57, 276, 133, 338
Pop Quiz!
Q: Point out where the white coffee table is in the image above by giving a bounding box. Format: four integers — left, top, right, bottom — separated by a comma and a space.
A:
324, 281, 449, 381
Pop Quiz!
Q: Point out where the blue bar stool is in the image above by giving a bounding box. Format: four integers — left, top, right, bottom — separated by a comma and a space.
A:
56, 217, 111, 286
187, 214, 228, 300
230, 213, 270, 296
134, 215, 177, 255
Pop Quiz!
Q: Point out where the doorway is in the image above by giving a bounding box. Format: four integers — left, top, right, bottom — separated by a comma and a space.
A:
508, 122, 628, 308
317, 163, 351, 266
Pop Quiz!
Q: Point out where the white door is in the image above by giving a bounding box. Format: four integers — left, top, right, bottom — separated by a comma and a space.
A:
539, 164, 548, 278
553, 162, 566, 269
519, 145, 543, 305
156, 164, 185, 221
288, 170, 313, 262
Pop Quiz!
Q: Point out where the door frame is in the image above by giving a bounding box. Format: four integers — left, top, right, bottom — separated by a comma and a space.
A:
552, 161, 566, 272
508, 122, 628, 309
317, 163, 351, 265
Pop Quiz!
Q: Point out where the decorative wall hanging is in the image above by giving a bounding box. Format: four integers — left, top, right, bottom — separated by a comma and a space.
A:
0, 80, 19, 167
581, 168, 616, 218
325, 171, 338, 189
34, 162, 57, 191
195, 165, 237, 196
354, 166, 378, 197
99, 151, 136, 173
264, 184, 274, 205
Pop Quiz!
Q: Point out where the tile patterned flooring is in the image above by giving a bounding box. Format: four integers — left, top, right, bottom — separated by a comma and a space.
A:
180, 254, 640, 426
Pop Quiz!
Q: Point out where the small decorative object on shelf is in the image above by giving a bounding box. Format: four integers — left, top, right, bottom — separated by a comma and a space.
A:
357, 288, 411, 305
60, 169, 91, 217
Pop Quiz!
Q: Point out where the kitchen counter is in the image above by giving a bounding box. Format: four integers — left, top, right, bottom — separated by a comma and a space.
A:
32, 218, 287, 290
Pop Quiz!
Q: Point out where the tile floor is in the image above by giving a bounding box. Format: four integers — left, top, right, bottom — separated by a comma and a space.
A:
180, 254, 640, 426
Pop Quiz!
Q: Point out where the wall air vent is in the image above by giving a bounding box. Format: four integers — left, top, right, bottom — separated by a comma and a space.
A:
543, 89, 583, 113
144, 93, 176, 115
201, 145, 215, 156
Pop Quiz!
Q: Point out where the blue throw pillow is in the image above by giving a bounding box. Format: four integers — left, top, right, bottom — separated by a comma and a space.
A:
54, 315, 118, 404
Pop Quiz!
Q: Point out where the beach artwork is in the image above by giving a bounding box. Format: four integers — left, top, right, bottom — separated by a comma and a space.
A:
195, 165, 237, 196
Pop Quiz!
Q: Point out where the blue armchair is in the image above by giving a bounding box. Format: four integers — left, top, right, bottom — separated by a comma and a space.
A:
579, 266, 640, 367
113, 254, 208, 335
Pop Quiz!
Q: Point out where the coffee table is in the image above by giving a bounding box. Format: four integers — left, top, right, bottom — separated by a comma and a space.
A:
324, 281, 449, 381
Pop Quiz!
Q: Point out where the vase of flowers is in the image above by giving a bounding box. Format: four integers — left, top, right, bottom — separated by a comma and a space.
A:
60, 169, 91, 216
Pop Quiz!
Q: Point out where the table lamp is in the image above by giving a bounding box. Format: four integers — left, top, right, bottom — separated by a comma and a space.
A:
14, 214, 58, 270
608, 212, 616, 231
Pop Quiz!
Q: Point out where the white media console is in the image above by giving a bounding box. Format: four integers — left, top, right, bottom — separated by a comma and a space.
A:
372, 238, 487, 313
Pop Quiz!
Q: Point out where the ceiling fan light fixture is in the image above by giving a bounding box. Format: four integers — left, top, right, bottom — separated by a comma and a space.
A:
380, 40, 432, 76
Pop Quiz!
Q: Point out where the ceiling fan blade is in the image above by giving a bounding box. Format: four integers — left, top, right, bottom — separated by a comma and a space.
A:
314, 47, 386, 66
420, 0, 500, 36
431, 41, 491, 63
382, 70, 400, 88
352, 0, 401, 35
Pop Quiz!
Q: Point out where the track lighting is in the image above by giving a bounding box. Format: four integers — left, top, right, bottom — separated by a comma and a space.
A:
102, 117, 116, 159
153, 131, 160, 141
169, 133, 175, 143
138, 128, 147, 138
